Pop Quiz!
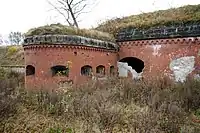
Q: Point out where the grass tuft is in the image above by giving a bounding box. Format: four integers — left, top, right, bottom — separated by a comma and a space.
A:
0, 45, 24, 66
1, 75, 200, 132
96, 4, 200, 37
25, 23, 115, 42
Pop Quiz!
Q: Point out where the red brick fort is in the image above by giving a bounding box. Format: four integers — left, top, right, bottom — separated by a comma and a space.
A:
23, 9, 200, 89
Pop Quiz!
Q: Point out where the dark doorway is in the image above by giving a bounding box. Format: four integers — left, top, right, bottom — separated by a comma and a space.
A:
119, 57, 144, 73
26, 65, 35, 76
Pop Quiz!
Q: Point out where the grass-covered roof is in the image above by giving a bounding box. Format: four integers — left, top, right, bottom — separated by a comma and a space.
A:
95, 4, 200, 36
25, 24, 115, 42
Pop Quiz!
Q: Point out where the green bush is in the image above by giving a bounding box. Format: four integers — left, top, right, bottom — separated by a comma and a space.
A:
194, 109, 200, 118
7, 46, 18, 56
0, 46, 24, 66
48, 127, 62, 133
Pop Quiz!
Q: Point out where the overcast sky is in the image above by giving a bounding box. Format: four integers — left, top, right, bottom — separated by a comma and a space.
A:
0, 0, 200, 35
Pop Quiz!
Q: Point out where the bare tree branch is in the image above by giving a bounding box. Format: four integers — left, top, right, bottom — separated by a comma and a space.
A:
47, 0, 97, 28
71, 0, 87, 8
58, 0, 68, 8
47, 0, 73, 26
69, 0, 74, 5
68, 2, 79, 28
74, 4, 86, 14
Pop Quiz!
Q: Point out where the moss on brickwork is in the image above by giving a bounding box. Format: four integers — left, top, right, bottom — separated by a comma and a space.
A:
96, 4, 200, 36
25, 23, 115, 42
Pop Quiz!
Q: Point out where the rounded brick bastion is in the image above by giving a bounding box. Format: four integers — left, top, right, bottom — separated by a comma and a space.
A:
23, 35, 119, 89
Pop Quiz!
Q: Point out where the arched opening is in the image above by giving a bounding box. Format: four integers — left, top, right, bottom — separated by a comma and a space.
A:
119, 57, 144, 73
110, 66, 115, 76
96, 65, 105, 75
51, 65, 69, 77
81, 65, 92, 76
26, 65, 35, 76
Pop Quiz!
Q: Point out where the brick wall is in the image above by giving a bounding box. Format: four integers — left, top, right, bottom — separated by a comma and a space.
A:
118, 37, 200, 79
24, 45, 118, 89
24, 36, 200, 89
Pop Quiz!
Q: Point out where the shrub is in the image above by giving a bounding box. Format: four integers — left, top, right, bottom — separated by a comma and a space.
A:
2, 75, 200, 132
0, 68, 24, 121
0, 46, 24, 66
7, 46, 18, 56
194, 109, 200, 119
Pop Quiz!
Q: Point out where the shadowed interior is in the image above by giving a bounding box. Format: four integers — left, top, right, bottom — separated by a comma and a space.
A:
119, 57, 144, 73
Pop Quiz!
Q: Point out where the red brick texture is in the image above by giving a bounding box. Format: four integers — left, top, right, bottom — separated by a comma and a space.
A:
24, 45, 118, 89
118, 37, 200, 78
24, 37, 200, 89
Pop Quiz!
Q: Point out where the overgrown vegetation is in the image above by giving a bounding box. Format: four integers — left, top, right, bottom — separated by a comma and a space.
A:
1, 68, 200, 133
0, 68, 24, 122
96, 4, 200, 37
0, 45, 24, 66
25, 23, 115, 42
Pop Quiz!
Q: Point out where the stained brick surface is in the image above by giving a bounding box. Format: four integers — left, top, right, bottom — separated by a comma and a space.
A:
24, 37, 200, 89
24, 45, 117, 89
119, 37, 200, 78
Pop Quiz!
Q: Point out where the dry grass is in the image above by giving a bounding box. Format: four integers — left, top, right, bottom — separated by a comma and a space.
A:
0, 45, 24, 66
96, 4, 200, 36
1, 71, 200, 132
25, 23, 115, 42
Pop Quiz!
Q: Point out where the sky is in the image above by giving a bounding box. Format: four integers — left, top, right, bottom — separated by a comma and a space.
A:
0, 0, 200, 35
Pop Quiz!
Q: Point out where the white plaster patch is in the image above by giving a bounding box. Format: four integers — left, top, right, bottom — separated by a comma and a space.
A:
169, 56, 195, 82
129, 68, 143, 79
117, 62, 129, 77
117, 62, 142, 79
152, 45, 162, 56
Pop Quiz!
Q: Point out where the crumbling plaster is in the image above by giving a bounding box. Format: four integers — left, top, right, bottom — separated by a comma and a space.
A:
117, 62, 142, 79
169, 56, 195, 82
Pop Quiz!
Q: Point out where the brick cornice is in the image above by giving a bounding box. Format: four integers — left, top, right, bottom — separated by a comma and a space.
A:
23, 44, 118, 53
23, 34, 118, 51
118, 37, 200, 46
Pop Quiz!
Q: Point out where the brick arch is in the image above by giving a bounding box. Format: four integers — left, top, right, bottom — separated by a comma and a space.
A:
81, 65, 92, 76
96, 65, 106, 75
119, 38, 200, 78
119, 57, 144, 73
26, 65, 35, 76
